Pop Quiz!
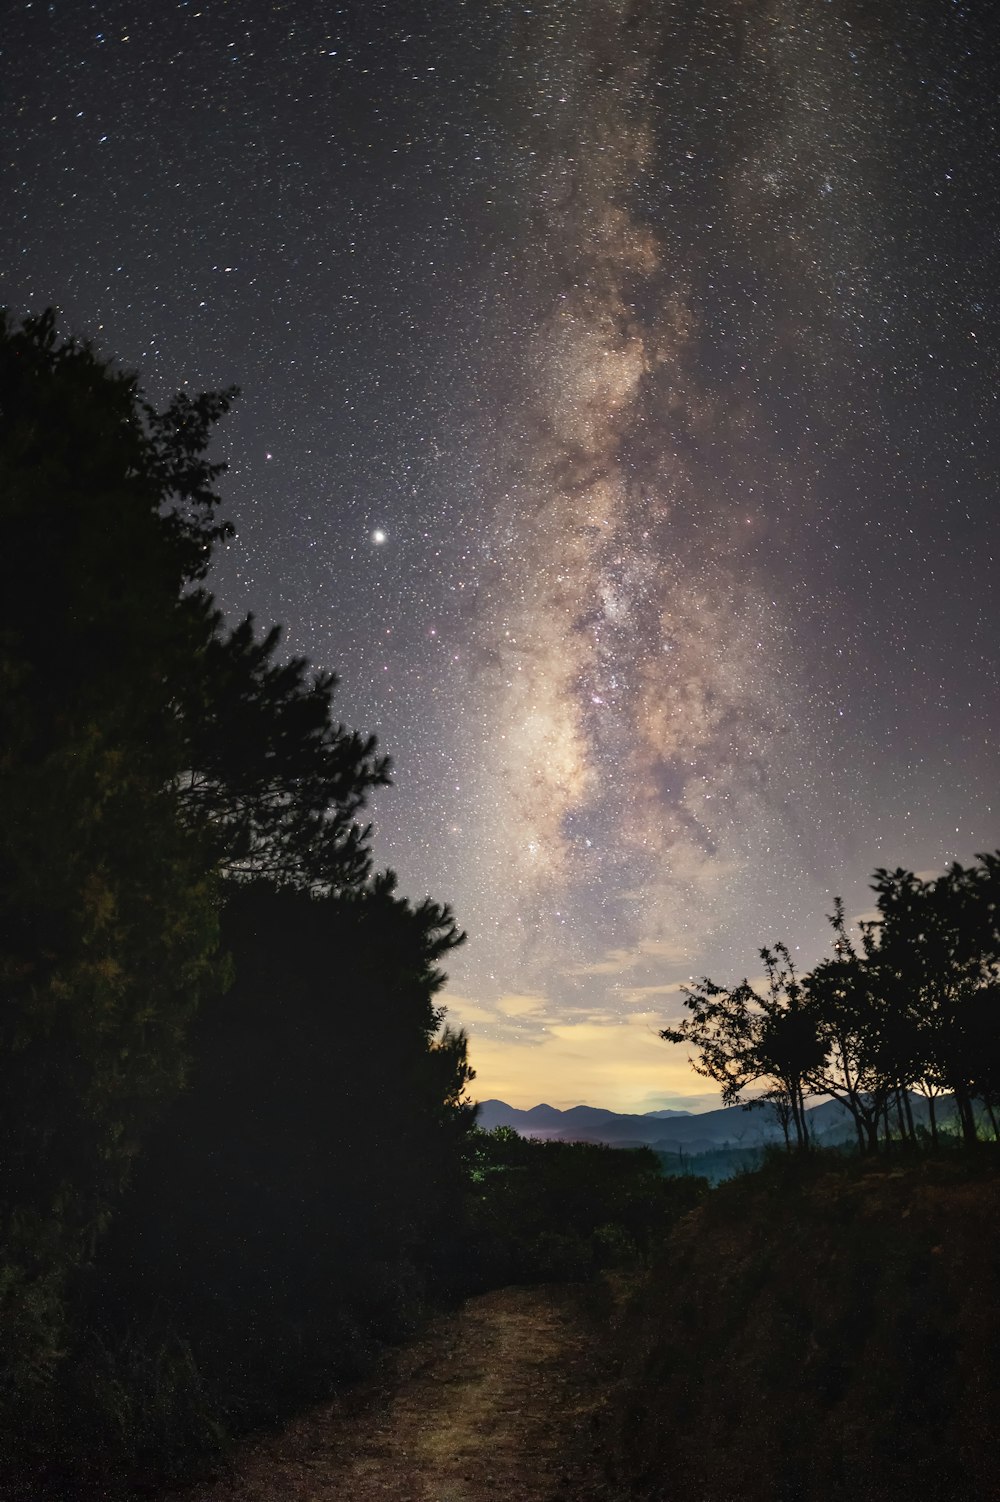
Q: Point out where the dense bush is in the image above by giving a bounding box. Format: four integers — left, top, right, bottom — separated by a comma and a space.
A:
463, 1128, 706, 1287
26, 879, 473, 1488
608, 1149, 1000, 1502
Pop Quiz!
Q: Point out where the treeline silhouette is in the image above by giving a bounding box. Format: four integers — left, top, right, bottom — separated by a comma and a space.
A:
663, 862, 1000, 1152
464, 1128, 703, 1287
0, 311, 481, 1491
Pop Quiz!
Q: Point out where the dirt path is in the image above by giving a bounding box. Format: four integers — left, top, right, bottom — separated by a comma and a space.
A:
175, 1284, 618, 1502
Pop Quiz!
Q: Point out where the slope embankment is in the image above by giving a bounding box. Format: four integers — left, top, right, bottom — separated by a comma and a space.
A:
606, 1151, 1000, 1502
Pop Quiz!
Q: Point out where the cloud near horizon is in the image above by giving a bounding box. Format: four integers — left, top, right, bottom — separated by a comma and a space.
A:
441, 991, 719, 1114
496, 993, 546, 1017
562, 936, 693, 979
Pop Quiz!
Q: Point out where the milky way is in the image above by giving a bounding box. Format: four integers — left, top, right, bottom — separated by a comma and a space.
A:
5, 0, 999, 1106
455, 3, 811, 996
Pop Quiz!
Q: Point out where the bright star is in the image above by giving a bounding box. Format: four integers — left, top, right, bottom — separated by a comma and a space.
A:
372, 529, 387, 545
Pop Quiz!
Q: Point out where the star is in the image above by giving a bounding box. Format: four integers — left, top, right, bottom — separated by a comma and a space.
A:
5, 0, 997, 1109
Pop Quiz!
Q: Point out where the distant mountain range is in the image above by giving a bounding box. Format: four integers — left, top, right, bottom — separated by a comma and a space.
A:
475, 1097, 891, 1155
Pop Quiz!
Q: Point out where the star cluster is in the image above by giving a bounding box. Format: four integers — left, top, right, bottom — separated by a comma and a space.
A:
4, 0, 999, 1108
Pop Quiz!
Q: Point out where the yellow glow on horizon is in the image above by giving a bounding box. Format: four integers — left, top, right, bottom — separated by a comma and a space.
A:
496, 993, 546, 1017
442, 992, 720, 1114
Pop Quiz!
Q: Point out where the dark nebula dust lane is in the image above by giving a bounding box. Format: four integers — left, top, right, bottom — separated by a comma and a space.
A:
4, 0, 999, 1105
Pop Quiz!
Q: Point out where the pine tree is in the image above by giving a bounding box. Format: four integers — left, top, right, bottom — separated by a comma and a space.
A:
0, 311, 390, 1414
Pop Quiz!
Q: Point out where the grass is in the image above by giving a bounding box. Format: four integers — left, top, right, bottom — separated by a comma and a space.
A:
603, 1144, 1000, 1502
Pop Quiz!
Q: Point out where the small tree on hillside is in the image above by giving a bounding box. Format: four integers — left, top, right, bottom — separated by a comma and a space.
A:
661, 943, 826, 1150
868, 860, 1000, 1143
805, 901, 902, 1152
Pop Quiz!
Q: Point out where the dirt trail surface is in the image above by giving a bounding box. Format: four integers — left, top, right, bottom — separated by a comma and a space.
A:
174, 1284, 619, 1502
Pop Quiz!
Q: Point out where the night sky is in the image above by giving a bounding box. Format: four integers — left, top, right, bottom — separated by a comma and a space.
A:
5, 0, 999, 1109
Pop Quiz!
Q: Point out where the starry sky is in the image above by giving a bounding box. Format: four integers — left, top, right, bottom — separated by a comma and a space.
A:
5, 0, 999, 1110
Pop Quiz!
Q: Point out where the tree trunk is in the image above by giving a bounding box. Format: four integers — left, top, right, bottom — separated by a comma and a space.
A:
955, 1086, 978, 1144
986, 1098, 1000, 1142
864, 1113, 880, 1153
838, 1040, 865, 1153
927, 1092, 938, 1147
818, 1079, 867, 1154
798, 1082, 811, 1151
852, 1111, 866, 1154
894, 1089, 907, 1141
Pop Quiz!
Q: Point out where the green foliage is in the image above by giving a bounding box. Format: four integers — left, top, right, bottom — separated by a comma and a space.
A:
463, 1128, 705, 1286
69, 879, 475, 1481
64, 1327, 226, 1486
0, 311, 234, 1407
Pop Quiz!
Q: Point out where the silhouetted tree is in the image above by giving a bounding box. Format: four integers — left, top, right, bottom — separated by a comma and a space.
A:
0, 311, 388, 1423
805, 901, 899, 1152
661, 943, 825, 1150
0, 311, 235, 1401
660, 976, 759, 1106
867, 860, 1000, 1142
676, 858, 1000, 1157
463, 1129, 702, 1285
177, 614, 389, 891
93, 877, 474, 1424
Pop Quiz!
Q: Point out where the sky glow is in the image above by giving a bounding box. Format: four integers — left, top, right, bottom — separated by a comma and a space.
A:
5, 0, 999, 1108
